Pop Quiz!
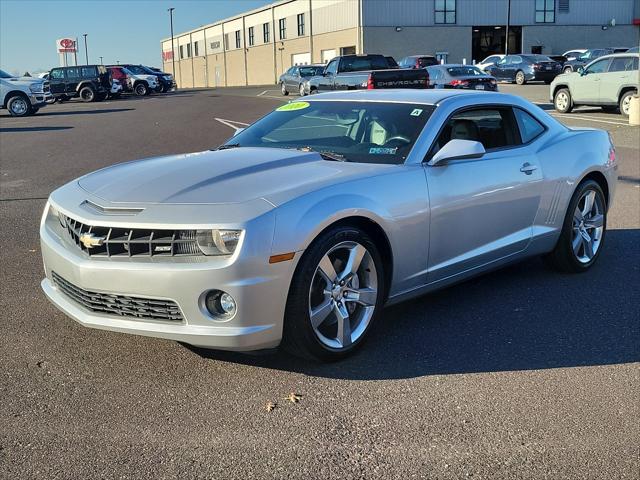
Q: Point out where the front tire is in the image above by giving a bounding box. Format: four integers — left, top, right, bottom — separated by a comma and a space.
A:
563, 66, 573, 74
134, 83, 148, 96
554, 88, 573, 113
299, 83, 306, 96
545, 180, 606, 273
515, 70, 526, 85
7, 95, 31, 116
282, 226, 385, 361
619, 90, 635, 117
281, 83, 289, 96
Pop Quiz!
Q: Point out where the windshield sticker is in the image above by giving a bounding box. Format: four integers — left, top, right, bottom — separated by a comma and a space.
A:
410, 108, 423, 116
276, 101, 310, 112
369, 147, 398, 155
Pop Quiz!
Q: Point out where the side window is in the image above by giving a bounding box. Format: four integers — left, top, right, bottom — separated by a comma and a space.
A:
514, 108, 545, 143
511, 56, 522, 64
50, 69, 64, 79
432, 107, 520, 155
325, 59, 338, 75
586, 59, 610, 74
81, 66, 96, 77
66, 68, 80, 79
609, 57, 637, 72
498, 56, 509, 65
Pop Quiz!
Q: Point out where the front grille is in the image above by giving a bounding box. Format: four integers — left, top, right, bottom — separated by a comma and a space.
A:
43, 81, 50, 93
59, 214, 203, 257
52, 271, 183, 321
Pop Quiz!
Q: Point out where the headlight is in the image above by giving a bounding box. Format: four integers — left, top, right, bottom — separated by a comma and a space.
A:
47, 203, 66, 229
196, 229, 242, 256
29, 83, 44, 93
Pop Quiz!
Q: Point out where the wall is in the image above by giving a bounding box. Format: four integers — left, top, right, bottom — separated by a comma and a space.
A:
363, 26, 472, 64
522, 25, 639, 55
312, 27, 360, 63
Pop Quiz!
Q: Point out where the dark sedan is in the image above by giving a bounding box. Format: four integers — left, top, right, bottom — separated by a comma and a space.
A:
426, 65, 498, 91
487, 54, 562, 84
279, 64, 325, 96
562, 48, 614, 73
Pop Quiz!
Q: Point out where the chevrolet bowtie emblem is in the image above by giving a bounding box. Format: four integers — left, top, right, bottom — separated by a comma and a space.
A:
79, 232, 105, 249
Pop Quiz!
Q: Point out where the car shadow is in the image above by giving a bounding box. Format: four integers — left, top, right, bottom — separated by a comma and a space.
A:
0, 126, 74, 133
186, 228, 639, 380
37, 108, 134, 116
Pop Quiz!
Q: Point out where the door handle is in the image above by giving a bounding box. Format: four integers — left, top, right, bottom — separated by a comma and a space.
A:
520, 162, 537, 175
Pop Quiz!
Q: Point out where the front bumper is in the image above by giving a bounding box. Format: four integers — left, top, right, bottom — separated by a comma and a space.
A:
40, 200, 296, 351
30, 92, 53, 106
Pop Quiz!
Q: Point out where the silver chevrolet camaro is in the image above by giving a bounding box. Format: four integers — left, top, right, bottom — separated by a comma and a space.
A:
40, 90, 617, 361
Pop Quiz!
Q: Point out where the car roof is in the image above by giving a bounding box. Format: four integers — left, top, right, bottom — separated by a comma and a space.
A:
303, 89, 523, 106
597, 52, 640, 59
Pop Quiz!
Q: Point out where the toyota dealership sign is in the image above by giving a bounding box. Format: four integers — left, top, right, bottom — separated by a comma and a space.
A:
56, 38, 77, 53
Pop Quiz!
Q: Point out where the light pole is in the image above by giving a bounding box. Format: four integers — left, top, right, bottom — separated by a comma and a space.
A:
83, 33, 89, 64
99, 56, 103, 65
168, 7, 176, 84
505, 0, 511, 55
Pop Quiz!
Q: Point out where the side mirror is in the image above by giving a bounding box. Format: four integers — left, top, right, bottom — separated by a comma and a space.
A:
577, 66, 585, 75
429, 139, 486, 166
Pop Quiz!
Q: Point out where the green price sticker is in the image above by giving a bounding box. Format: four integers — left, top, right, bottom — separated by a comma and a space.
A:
276, 101, 310, 112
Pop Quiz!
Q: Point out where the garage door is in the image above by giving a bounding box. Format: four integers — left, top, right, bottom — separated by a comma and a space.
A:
321, 49, 336, 63
292, 52, 311, 66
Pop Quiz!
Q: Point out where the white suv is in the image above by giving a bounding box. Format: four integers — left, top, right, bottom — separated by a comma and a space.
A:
1, 69, 53, 116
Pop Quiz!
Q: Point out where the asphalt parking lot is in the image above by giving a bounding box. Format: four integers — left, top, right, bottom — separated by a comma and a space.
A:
1, 85, 638, 479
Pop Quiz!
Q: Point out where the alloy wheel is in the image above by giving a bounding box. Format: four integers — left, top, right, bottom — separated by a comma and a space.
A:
555, 92, 569, 111
308, 241, 378, 349
10, 97, 28, 115
621, 95, 632, 116
516, 71, 525, 85
571, 189, 604, 264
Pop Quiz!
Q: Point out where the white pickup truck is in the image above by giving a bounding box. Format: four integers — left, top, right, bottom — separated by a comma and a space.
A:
1, 69, 53, 116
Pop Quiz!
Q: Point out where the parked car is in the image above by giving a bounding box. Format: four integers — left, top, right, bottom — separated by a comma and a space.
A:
385, 56, 399, 68
308, 54, 429, 94
107, 65, 159, 96
487, 54, 562, 84
40, 90, 617, 360
108, 79, 123, 99
550, 53, 639, 116
612, 47, 630, 53
475, 54, 505, 72
548, 55, 568, 66
48, 65, 111, 102
0, 69, 52, 116
120, 64, 175, 93
398, 55, 439, 69
562, 48, 614, 73
426, 64, 498, 91
626, 46, 639, 53
562, 49, 587, 61
279, 64, 325, 96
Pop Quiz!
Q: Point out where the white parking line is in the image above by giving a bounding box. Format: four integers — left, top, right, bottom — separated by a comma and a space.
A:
548, 112, 632, 126
257, 90, 270, 96
214, 117, 249, 131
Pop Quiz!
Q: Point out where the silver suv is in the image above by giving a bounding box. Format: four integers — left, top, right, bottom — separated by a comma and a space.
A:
0, 69, 52, 116
550, 53, 639, 116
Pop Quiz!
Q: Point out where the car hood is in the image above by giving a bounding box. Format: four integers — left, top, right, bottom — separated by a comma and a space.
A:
77, 147, 395, 206
4, 77, 45, 86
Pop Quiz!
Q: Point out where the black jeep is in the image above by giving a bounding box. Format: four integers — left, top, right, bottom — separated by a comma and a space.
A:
48, 65, 111, 102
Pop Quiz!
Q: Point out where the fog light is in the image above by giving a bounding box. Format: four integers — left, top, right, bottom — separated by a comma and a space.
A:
204, 290, 237, 317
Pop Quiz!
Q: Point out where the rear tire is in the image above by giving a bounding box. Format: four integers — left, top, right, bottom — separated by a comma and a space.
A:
619, 90, 635, 117
563, 66, 573, 74
282, 225, 385, 361
79, 86, 96, 102
299, 83, 306, 96
554, 88, 573, 113
6, 94, 31, 117
134, 82, 148, 96
515, 70, 526, 85
545, 180, 606, 273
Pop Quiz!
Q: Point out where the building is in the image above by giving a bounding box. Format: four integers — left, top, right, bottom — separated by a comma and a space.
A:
161, 0, 640, 88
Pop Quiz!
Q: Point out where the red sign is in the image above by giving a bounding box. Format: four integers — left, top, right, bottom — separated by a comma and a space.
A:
57, 38, 77, 53
162, 51, 174, 61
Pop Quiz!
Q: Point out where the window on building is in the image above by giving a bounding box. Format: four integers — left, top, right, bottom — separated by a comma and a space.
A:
224, 33, 229, 50
179, 45, 184, 59
535, 0, 555, 23
235, 30, 241, 49
186, 43, 192, 57
297, 13, 305, 36
435, 0, 456, 24
248, 26, 255, 46
279, 18, 286, 40
263, 22, 270, 43
194, 41, 199, 56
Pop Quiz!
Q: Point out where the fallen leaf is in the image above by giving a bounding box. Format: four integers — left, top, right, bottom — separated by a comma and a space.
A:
265, 401, 277, 412
285, 392, 302, 403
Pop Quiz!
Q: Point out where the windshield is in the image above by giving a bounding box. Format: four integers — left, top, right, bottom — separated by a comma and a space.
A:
299, 66, 324, 77
447, 66, 484, 76
127, 65, 147, 75
341, 56, 389, 72
579, 51, 594, 60
225, 101, 433, 165
0, 69, 13, 79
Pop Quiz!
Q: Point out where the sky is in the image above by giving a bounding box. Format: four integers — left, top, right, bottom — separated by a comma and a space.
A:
0, 0, 272, 75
